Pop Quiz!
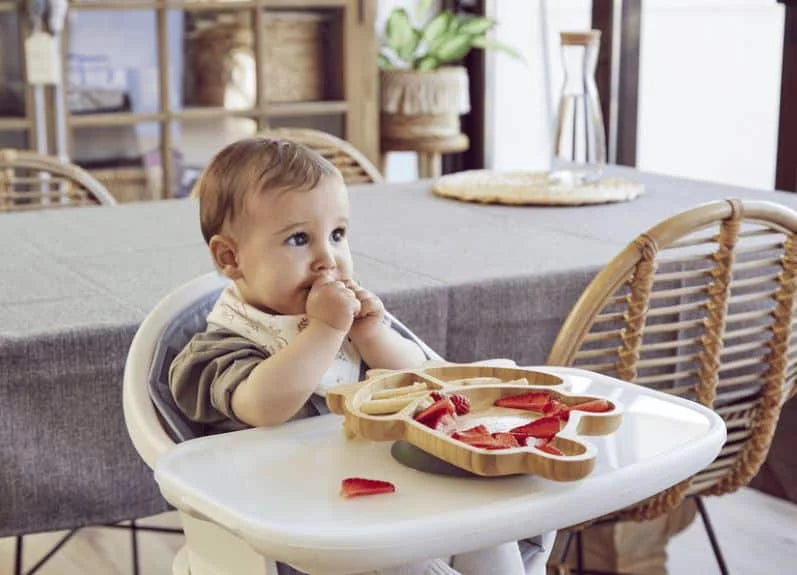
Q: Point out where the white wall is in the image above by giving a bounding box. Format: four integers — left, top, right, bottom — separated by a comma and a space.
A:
489, 0, 785, 191
637, 0, 784, 189
487, 0, 591, 172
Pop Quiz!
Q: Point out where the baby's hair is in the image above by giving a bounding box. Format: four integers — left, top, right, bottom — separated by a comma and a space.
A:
194, 137, 340, 243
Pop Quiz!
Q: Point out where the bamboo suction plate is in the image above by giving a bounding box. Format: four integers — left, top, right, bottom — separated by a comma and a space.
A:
327, 365, 623, 481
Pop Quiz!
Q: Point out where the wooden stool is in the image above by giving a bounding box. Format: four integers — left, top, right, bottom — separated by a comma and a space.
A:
381, 133, 470, 179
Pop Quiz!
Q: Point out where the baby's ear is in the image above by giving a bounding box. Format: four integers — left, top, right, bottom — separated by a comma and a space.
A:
209, 234, 242, 280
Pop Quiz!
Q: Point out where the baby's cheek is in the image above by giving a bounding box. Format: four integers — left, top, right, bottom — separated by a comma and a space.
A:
340, 255, 354, 278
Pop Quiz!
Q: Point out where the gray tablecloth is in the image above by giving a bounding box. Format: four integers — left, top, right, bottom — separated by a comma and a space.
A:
2, 165, 795, 536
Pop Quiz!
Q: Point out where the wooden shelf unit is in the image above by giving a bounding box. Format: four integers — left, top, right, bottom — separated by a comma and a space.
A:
0, 0, 377, 198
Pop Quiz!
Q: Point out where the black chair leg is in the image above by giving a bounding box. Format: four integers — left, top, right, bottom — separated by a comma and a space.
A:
559, 530, 575, 567
26, 529, 78, 575
131, 519, 140, 575
14, 535, 23, 575
695, 496, 730, 575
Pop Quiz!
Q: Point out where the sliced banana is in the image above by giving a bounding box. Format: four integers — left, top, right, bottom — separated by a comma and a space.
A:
360, 390, 431, 415
371, 381, 429, 400
447, 376, 503, 386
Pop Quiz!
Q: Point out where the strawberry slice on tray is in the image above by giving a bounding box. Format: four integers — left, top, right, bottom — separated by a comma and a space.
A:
451, 424, 491, 442
494, 391, 552, 411
455, 431, 521, 450
532, 441, 565, 456
543, 399, 571, 421
414, 397, 455, 428
508, 416, 562, 440
569, 399, 613, 413
430, 391, 471, 415
340, 477, 396, 498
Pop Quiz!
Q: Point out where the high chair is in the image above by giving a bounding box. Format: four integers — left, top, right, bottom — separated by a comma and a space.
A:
123, 271, 443, 574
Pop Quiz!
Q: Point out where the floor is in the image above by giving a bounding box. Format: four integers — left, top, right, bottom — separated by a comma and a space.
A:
1, 487, 795, 574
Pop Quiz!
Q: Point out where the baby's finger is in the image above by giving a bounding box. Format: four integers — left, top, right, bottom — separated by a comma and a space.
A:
359, 295, 383, 317
311, 273, 337, 289
342, 278, 359, 291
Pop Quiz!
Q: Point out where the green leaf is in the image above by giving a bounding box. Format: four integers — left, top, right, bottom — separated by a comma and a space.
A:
457, 16, 495, 36
378, 53, 393, 69
472, 36, 525, 62
416, 0, 433, 21
385, 9, 415, 57
398, 28, 422, 62
431, 34, 475, 64
421, 12, 452, 47
414, 55, 439, 71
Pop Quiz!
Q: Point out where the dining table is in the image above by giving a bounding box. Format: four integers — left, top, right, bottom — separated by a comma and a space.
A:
2, 164, 795, 537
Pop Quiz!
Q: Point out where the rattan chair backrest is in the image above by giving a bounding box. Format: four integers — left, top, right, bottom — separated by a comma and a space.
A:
258, 128, 383, 185
548, 199, 797, 520
0, 149, 116, 212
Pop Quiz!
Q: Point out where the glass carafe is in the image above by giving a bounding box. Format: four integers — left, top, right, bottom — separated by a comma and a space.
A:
552, 30, 606, 185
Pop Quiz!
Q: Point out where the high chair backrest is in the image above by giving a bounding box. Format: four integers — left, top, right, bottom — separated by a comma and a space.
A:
123, 272, 441, 469
547, 199, 797, 520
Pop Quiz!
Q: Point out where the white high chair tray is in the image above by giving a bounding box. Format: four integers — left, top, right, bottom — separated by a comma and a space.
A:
154, 367, 726, 575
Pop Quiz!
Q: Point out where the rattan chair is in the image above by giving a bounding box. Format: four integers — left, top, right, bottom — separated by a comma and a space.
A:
5, 150, 118, 575
546, 199, 797, 574
258, 127, 384, 185
0, 149, 116, 212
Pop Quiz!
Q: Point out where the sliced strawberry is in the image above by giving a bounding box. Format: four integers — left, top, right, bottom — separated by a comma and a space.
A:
449, 393, 471, 415
452, 424, 491, 442
570, 399, 612, 413
494, 391, 551, 412
508, 416, 562, 440
340, 477, 396, 498
534, 442, 564, 456
428, 392, 470, 415
434, 413, 457, 434
459, 432, 520, 450
543, 399, 571, 421
414, 397, 455, 428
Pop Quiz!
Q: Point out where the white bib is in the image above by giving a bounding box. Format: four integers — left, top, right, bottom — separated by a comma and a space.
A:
206, 284, 362, 396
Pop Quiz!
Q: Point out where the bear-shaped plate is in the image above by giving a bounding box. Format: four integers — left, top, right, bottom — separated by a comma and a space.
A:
326, 365, 622, 481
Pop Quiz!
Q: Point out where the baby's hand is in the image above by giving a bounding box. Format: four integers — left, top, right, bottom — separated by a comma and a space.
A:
306, 276, 361, 333
345, 280, 387, 342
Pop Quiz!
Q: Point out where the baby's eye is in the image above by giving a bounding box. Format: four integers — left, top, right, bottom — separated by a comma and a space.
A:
285, 232, 309, 246
331, 227, 346, 242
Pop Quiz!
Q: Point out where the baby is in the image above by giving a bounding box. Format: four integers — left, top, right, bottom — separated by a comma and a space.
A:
169, 137, 527, 574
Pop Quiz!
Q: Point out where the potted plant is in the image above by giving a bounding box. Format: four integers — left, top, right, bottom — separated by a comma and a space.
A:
379, 0, 519, 141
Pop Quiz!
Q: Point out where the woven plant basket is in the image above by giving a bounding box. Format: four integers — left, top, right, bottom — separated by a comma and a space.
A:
380, 66, 470, 140
186, 12, 326, 106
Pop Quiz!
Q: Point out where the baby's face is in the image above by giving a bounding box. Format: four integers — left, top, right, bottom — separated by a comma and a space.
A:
233, 175, 354, 315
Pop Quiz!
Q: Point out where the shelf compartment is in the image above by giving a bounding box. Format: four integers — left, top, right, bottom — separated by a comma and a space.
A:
69, 1, 161, 10
69, 112, 166, 127
267, 100, 347, 117
0, 118, 31, 131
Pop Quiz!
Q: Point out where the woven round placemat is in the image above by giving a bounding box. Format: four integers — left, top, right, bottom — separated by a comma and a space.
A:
432, 169, 645, 206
